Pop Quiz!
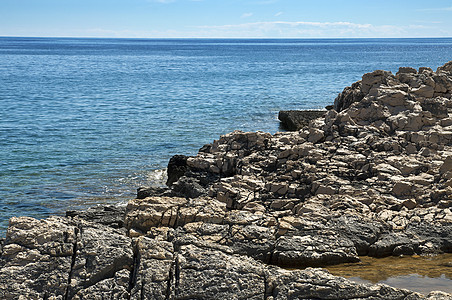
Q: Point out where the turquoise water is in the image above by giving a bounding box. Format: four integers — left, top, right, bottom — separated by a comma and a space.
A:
2, 37, 452, 233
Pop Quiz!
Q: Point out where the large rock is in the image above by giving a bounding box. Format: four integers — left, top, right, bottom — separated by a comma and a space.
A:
166, 154, 189, 186
0, 216, 133, 299
0, 217, 76, 299
333, 81, 365, 111
278, 110, 325, 131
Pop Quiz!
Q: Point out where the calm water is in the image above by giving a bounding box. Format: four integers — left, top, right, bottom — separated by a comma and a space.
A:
2, 37, 452, 233
327, 254, 452, 294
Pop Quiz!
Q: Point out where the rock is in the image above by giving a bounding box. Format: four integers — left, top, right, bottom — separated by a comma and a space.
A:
419, 67, 433, 73
270, 268, 423, 299
66, 204, 126, 229
438, 61, 452, 73
73, 269, 130, 299
397, 67, 417, 75
129, 236, 175, 299
412, 85, 435, 98
136, 186, 170, 199
334, 81, 365, 112
308, 127, 325, 143
0, 216, 133, 299
125, 196, 226, 234
171, 175, 208, 198
0, 217, 76, 299
66, 221, 133, 298
361, 69, 392, 94
440, 156, 452, 175
166, 154, 189, 186
173, 244, 266, 299
278, 110, 325, 131
368, 233, 415, 257
403, 199, 417, 210
272, 234, 359, 267
392, 181, 413, 198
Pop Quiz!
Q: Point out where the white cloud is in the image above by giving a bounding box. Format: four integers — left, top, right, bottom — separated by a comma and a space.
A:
194, 21, 372, 37
19, 20, 446, 39
241, 13, 254, 18
254, 0, 279, 4
189, 21, 439, 38
147, 0, 176, 3
417, 7, 452, 12
275, 12, 283, 17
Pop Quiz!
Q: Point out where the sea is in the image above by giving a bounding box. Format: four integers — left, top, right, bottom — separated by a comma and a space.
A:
2, 37, 452, 234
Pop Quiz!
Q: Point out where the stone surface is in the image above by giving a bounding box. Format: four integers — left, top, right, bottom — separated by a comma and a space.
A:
0, 216, 133, 299
166, 154, 189, 186
278, 110, 325, 131
66, 204, 126, 229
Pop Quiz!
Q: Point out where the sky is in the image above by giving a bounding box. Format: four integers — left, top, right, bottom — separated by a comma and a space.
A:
1, 0, 452, 38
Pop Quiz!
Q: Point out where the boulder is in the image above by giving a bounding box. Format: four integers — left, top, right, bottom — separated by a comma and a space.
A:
278, 110, 325, 131
166, 154, 189, 186
333, 81, 365, 112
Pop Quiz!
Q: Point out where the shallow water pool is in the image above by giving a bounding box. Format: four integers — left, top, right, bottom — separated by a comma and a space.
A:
327, 254, 452, 294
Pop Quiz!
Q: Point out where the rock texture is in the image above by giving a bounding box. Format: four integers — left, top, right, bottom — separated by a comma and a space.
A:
2, 62, 452, 299
278, 110, 326, 131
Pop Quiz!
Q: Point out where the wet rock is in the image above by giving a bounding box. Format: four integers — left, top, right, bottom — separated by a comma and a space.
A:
368, 233, 417, 257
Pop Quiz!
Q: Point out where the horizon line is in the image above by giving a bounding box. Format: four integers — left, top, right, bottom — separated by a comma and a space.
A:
1, 35, 452, 40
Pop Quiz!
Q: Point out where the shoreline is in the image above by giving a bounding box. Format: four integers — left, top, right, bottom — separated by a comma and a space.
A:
1, 62, 452, 298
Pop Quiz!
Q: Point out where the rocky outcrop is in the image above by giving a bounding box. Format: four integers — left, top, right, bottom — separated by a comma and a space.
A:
0, 216, 133, 299
0, 216, 448, 299
2, 62, 452, 299
166, 155, 189, 186
278, 110, 326, 131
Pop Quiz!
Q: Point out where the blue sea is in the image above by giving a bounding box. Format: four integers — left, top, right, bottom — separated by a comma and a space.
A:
1, 37, 452, 233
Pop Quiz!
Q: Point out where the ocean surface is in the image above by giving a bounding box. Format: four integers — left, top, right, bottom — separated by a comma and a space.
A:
2, 37, 452, 233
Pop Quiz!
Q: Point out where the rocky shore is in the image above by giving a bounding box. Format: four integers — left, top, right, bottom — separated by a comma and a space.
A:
1, 62, 452, 299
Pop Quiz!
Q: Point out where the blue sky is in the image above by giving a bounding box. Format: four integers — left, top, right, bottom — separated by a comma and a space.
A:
1, 0, 452, 38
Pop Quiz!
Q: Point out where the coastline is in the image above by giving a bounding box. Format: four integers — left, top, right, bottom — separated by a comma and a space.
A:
1, 62, 452, 298
4, 37, 452, 235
